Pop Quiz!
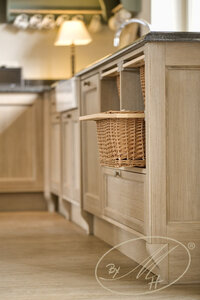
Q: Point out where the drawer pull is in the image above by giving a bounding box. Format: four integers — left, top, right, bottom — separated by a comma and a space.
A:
83, 81, 90, 86
67, 114, 71, 118
114, 171, 121, 178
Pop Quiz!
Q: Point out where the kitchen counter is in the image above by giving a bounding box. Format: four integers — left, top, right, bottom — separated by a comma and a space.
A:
77, 34, 200, 284
76, 31, 200, 76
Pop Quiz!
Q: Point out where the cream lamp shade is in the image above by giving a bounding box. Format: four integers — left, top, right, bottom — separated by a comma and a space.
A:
55, 20, 92, 46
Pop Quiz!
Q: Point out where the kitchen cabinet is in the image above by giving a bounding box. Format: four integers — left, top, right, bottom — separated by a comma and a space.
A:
80, 73, 102, 216
0, 93, 43, 192
50, 112, 61, 195
47, 88, 86, 228
61, 109, 80, 204
102, 167, 145, 234
77, 33, 200, 284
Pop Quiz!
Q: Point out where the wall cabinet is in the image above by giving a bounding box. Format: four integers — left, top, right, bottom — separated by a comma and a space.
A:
0, 93, 43, 192
80, 74, 102, 216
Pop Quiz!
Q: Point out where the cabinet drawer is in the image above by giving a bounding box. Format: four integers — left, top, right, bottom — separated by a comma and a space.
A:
50, 93, 57, 114
51, 113, 60, 123
81, 74, 99, 94
102, 168, 145, 233
61, 111, 72, 121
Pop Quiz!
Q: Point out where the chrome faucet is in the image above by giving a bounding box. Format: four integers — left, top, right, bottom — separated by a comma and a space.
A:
113, 18, 151, 47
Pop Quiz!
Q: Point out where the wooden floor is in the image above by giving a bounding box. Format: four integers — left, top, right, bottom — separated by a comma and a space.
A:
0, 212, 199, 300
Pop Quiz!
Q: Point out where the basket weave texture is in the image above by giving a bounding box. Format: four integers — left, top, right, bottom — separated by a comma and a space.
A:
96, 111, 145, 168
140, 65, 145, 105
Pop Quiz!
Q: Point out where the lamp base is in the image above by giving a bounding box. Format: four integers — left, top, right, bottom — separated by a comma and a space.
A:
70, 44, 75, 77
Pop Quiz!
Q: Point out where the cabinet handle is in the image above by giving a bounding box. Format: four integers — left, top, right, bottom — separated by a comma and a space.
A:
83, 81, 90, 86
114, 171, 121, 178
56, 116, 60, 120
64, 114, 71, 119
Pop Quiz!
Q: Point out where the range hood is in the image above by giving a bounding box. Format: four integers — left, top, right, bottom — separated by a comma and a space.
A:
6, 0, 120, 22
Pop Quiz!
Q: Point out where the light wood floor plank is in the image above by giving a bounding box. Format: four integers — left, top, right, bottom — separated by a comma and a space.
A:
0, 212, 199, 299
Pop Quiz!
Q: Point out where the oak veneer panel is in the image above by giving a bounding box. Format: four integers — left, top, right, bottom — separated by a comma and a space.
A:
145, 43, 167, 238
0, 193, 47, 211
50, 89, 57, 114
100, 78, 120, 112
121, 70, 144, 111
81, 74, 101, 216
0, 105, 34, 178
166, 42, 200, 66
72, 111, 81, 202
61, 109, 80, 203
167, 222, 200, 283
0, 95, 43, 192
102, 168, 145, 233
50, 113, 61, 195
166, 68, 200, 222
62, 113, 73, 200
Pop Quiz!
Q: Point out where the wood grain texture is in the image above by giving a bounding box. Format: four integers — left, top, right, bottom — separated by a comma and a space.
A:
166, 67, 200, 222
165, 48, 200, 283
0, 94, 44, 192
166, 42, 200, 66
78, 41, 200, 284
145, 43, 167, 239
50, 113, 61, 196
0, 193, 47, 211
100, 78, 120, 112
81, 73, 102, 216
79, 112, 145, 121
121, 70, 145, 111
61, 109, 80, 204
102, 168, 145, 233
0, 211, 199, 300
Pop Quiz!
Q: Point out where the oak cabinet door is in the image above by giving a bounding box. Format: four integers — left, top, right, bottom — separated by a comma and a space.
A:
81, 74, 102, 216
0, 94, 43, 192
72, 110, 81, 203
102, 167, 145, 234
50, 113, 61, 195
61, 109, 80, 203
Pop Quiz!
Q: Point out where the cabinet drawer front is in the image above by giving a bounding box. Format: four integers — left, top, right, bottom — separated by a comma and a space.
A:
81, 74, 99, 93
81, 73, 101, 216
102, 168, 145, 233
51, 113, 60, 123
50, 96, 57, 114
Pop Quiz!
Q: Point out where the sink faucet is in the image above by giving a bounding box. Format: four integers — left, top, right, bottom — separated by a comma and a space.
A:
114, 18, 151, 47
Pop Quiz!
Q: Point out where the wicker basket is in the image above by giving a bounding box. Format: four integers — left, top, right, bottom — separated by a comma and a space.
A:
96, 111, 145, 168
140, 65, 145, 106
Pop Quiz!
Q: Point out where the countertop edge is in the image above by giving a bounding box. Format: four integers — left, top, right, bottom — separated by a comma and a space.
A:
75, 31, 200, 77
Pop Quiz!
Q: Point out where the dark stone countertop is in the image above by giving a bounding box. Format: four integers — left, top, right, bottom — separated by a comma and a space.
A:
76, 31, 200, 77
0, 80, 58, 93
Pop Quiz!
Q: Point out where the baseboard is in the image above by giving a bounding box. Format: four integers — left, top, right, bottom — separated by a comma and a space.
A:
0, 192, 47, 212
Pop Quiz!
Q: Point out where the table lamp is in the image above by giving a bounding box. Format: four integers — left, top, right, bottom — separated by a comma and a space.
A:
55, 20, 92, 76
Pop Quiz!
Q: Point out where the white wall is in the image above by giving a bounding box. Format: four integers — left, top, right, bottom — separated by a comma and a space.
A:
0, 24, 115, 79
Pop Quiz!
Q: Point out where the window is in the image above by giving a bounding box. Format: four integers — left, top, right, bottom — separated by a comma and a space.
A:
151, 0, 200, 32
